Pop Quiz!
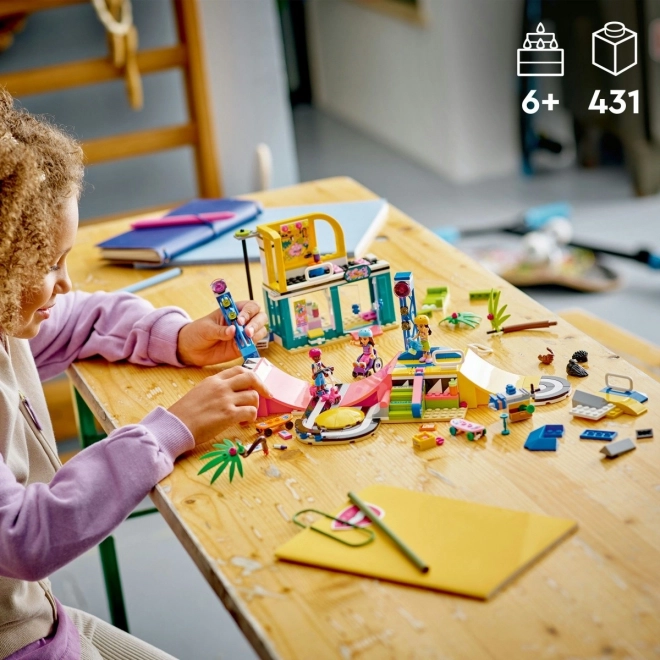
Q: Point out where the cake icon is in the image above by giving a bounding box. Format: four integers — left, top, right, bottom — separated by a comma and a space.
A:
517, 23, 564, 76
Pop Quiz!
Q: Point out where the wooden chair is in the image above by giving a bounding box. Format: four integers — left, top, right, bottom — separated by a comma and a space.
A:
0, 0, 221, 633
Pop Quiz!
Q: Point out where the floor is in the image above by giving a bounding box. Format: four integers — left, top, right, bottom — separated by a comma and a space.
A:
50, 105, 660, 660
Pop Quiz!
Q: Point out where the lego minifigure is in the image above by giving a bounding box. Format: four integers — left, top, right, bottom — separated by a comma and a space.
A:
350, 328, 383, 377
309, 347, 334, 397
411, 314, 432, 363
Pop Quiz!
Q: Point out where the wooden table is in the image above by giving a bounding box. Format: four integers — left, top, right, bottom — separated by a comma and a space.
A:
68, 177, 660, 660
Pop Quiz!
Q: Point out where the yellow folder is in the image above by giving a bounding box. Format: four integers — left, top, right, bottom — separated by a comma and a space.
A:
275, 485, 577, 599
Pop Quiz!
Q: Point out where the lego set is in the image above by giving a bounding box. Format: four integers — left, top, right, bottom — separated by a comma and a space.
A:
194, 212, 651, 484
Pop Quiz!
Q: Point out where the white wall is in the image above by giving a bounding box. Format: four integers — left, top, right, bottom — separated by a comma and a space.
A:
307, 0, 522, 183
198, 0, 299, 194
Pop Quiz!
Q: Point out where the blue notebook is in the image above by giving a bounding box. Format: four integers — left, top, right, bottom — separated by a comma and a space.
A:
164, 199, 389, 266
97, 199, 262, 264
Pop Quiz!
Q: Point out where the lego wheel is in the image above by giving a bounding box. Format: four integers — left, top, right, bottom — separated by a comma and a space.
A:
450, 426, 457, 436
373, 357, 383, 372
482, 428, 487, 436
299, 432, 309, 439
314, 434, 323, 441
352, 370, 358, 378
467, 431, 475, 441
264, 428, 273, 437
285, 420, 294, 430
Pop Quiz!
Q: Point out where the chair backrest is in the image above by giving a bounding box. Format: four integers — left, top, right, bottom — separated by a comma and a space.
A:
0, 0, 222, 222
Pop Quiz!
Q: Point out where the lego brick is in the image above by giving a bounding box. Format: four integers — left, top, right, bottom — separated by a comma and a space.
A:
278, 430, 293, 440
524, 428, 558, 451
600, 438, 636, 458
569, 404, 616, 421
469, 289, 494, 301
419, 423, 437, 432
603, 394, 647, 417
412, 432, 438, 451
580, 429, 618, 441
510, 410, 533, 423
636, 428, 653, 440
572, 390, 608, 409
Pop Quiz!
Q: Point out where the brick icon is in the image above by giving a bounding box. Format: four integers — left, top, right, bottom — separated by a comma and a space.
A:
592, 21, 637, 76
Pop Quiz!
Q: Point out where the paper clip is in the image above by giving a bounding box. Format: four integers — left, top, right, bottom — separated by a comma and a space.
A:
292, 509, 374, 547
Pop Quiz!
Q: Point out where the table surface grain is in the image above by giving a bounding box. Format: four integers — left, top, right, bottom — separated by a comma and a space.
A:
67, 177, 660, 660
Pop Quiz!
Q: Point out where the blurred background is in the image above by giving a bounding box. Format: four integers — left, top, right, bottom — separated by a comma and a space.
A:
1, 1, 659, 657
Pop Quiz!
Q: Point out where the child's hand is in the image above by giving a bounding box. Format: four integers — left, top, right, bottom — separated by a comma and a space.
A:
168, 366, 271, 443
176, 301, 268, 366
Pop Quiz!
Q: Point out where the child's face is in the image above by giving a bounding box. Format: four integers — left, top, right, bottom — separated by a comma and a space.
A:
16, 195, 78, 339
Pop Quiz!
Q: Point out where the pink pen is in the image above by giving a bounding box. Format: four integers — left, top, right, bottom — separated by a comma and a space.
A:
130, 211, 235, 229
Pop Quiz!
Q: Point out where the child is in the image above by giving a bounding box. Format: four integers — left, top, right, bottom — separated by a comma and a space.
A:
0, 90, 270, 659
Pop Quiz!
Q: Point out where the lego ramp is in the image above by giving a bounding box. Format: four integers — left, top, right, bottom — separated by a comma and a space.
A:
458, 350, 528, 408
245, 357, 311, 415
339, 355, 399, 408
246, 354, 398, 415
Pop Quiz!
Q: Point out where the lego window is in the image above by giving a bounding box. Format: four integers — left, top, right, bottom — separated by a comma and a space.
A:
290, 291, 335, 339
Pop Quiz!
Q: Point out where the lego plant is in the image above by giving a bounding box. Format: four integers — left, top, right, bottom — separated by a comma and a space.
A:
198, 439, 246, 484
439, 311, 481, 329
487, 289, 510, 333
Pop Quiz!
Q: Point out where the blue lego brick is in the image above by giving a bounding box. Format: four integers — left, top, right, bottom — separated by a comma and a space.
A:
394, 272, 412, 281
600, 387, 648, 403
524, 427, 558, 451
488, 393, 507, 411
542, 424, 565, 438
580, 429, 618, 441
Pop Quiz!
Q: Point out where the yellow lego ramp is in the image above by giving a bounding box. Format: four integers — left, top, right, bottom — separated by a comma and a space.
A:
604, 393, 647, 416
458, 350, 528, 408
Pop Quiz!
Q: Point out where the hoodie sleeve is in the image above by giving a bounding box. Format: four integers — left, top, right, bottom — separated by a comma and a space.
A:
0, 406, 194, 581
29, 290, 191, 381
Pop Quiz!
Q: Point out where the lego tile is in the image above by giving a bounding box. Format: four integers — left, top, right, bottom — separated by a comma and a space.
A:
580, 429, 618, 441
542, 424, 564, 438
532, 375, 571, 406
636, 428, 653, 439
278, 430, 293, 440
600, 438, 636, 458
601, 387, 648, 403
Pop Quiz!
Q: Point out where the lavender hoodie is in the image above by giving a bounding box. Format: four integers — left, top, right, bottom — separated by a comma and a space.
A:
1, 290, 195, 657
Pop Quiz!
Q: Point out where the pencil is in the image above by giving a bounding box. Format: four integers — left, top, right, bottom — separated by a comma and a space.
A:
120, 267, 183, 294
347, 491, 429, 574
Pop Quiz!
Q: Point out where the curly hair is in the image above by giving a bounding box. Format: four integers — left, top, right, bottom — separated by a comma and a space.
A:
0, 89, 83, 335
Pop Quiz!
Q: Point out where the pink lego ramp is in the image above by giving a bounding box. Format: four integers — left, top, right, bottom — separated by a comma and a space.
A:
247, 354, 398, 416
339, 355, 398, 408
248, 358, 312, 416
